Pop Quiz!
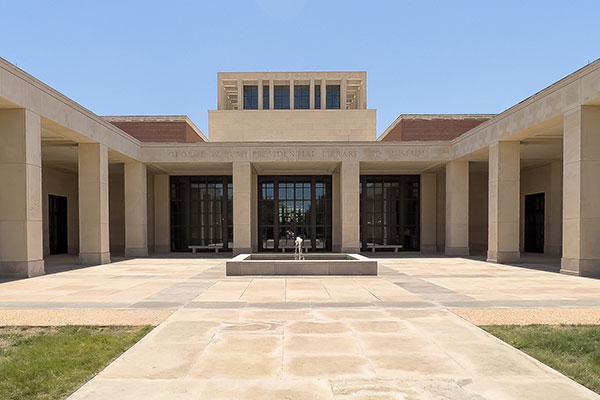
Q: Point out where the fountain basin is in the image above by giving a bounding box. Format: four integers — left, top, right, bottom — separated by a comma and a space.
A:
226, 254, 377, 276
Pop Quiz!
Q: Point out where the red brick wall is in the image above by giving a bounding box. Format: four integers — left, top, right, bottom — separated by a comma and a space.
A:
381, 118, 490, 141
109, 121, 205, 143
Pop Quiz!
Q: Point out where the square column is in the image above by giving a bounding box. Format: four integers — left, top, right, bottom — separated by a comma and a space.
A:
321, 80, 326, 109
420, 173, 437, 252
309, 79, 315, 109
124, 162, 148, 257
332, 170, 341, 252
154, 174, 170, 253
258, 79, 263, 110
0, 109, 44, 278
233, 162, 252, 254
547, 160, 563, 256
445, 161, 469, 256
487, 141, 520, 263
78, 143, 110, 265
289, 79, 295, 110
237, 79, 243, 110
562, 106, 600, 276
340, 161, 360, 252
269, 81, 275, 110
340, 78, 347, 109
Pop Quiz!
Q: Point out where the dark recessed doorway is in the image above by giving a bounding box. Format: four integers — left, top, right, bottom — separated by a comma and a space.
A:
524, 192, 545, 253
49, 194, 68, 254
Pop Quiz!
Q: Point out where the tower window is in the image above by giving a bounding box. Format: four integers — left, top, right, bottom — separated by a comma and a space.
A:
274, 85, 290, 109
326, 85, 340, 109
294, 85, 309, 109
243, 85, 258, 110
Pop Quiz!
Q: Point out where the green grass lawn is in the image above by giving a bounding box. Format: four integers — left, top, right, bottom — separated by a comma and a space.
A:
0, 325, 151, 400
483, 325, 600, 394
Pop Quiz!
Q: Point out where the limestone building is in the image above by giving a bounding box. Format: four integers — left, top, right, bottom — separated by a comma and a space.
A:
1, 59, 600, 278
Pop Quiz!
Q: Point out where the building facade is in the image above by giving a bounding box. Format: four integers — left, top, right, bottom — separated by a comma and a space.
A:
1, 59, 600, 278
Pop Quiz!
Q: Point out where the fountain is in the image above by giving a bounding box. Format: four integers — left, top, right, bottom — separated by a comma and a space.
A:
294, 237, 305, 261
226, 235, 377, 276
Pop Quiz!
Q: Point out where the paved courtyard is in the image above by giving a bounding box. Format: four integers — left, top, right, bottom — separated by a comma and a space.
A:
1, 256, 600, 399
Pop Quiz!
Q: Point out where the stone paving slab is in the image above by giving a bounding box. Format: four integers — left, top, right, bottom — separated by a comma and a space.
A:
68, 307, 599, 399
3, 256, 600, 398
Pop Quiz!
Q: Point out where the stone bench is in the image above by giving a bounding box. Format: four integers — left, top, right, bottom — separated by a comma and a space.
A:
188, 245, 221, 253
367, 244, 403, 253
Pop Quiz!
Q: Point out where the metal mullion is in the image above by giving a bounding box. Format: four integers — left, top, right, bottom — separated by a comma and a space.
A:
415, 176, 421, 251
311, 176, 317, 251
222, 176, 228, 251
360, 175, 365, 252
185, 177, 191, 250
274, 177, 279, 252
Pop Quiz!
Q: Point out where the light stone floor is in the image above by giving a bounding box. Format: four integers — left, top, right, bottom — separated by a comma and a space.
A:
1, 255, 600, 399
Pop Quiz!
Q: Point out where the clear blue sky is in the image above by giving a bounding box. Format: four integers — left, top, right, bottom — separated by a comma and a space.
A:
1, 1, 598, 137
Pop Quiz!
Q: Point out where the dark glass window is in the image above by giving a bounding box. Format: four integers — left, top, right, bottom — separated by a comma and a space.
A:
263, 85, 270, 109
314, 85, 321, 109
243, 85, 258, 110
274, 85, 290, 109
360, 175, 420, 251
258, 176, 332, 252
294, 85, 309, 109
326, 85, 340, 109
170, 176, 233, 252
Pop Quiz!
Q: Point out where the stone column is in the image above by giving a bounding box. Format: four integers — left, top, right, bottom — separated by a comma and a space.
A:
561, 105, 600, 276
78, 143, 110, 265
487, 141, 520, 263
154, 174, 170, 253
361, 78, 367, 109
420, 173, 437, 252
258, 79, 263, 110
340, 78, 347, 109
237, 79, 243, 110
0, 109, 44, 278
332, 169, 341, 252
233, 162, 252, 254
124, 162, 148, 257
445, 161, 469, 256
269, 81, 275, 110
290, 79, 295, 110
321, 79, 326, 109
547, 160, 563, 256
309, 79, 315, 109
251, 170, 258, 252
340, 161, 360, 252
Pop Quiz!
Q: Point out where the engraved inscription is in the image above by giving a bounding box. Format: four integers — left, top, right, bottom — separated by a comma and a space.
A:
167, 150, 249, 159
320, 149, 358, 159
252, 149, 296, 159
386, 149, 426, 157
165, 146, 427, 161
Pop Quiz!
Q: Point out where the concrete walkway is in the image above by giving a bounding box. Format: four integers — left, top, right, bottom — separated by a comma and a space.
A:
0, 256, 599, 399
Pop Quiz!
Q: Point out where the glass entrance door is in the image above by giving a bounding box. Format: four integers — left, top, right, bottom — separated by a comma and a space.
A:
360, 175, 420, 251
258, 176, 332, 252
170, 176, 233, 252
